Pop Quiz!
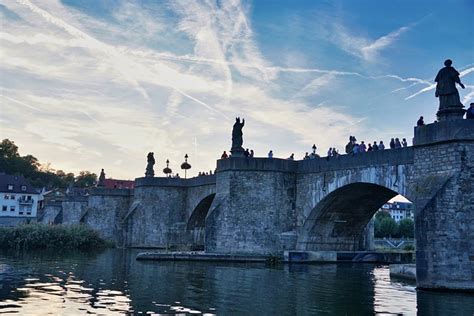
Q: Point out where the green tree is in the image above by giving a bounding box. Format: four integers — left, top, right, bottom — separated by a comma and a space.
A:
0, 138, 92, 189
375, 217, 397, 238
0, 139, 20, 173
397, 218, 414, 238
0, 139, 20, 159
375, 210, 391, 220
75, 171, 97, 188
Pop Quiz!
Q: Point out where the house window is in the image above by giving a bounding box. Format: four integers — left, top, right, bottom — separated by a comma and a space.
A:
4, 195, 9, 200
10, 195, 15, 200
26, 211, 31, 215
19, 211, 24, 215
2, 206, 6, 211
27, 195, 32, 201
10, 206, 15, 212
21, 185, 27, 191
7, 184, 13, 191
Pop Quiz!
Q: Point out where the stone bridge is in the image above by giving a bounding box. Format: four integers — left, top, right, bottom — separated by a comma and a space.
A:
206, 147, 414, 254
43, 119, 473, 291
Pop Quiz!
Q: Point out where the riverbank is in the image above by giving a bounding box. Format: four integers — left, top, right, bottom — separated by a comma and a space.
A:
0, 223, 111, 250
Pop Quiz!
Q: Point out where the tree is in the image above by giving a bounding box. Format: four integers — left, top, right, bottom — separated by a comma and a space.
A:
375, 217, 397, 238
75, 171, 97, 188
397, 218, 414, 238
375, 210, 391, 221
54, 170, 75, 188
0, 138, 93, 189
0, 139, 19, 159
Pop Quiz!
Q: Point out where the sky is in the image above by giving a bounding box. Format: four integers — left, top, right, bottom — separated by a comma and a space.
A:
0, 0, 473, 180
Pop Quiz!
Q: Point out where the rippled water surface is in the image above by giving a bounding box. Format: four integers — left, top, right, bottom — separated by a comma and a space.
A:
0, 249, 473, 315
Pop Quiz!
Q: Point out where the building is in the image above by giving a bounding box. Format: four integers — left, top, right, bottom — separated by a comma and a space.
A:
0, 174, 40, 223
380, 201, 413, 222
103, 179, 135, 189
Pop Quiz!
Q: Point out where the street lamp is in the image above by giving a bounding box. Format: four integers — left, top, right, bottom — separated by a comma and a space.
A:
181, 154, 191, 179
163, 159, 172, 177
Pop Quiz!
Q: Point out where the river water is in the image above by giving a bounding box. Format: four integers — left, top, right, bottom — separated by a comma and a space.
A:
0, 249, 473, 315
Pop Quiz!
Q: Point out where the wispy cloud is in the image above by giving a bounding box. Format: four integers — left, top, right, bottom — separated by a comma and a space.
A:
332, 23, 411, 62
1, 0, 471, 178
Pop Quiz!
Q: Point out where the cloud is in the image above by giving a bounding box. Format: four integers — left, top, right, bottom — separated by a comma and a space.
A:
2, 0, 466, 179
292, 73, 337, 99
332, 23, 411, 62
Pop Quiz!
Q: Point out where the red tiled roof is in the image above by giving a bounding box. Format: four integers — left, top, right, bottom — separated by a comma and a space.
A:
103, 179, 134, 189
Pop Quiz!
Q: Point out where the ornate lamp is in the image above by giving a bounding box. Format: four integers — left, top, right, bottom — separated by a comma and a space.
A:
180, 154, 191, 179
163, 159, 172, 177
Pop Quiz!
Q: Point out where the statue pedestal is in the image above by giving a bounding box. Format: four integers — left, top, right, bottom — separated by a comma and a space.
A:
145, 170, 154, 177
230, 147, 245, 158
436, 106, 465, 121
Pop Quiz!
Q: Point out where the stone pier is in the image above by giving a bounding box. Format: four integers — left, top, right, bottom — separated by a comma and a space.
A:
411, 119, 474, 291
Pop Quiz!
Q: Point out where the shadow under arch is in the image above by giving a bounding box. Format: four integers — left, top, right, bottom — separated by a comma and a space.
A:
297, 182, 401, 251
187, 193, 216, 250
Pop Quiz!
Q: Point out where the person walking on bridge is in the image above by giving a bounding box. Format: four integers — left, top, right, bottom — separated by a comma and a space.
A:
467, 103, 474, 119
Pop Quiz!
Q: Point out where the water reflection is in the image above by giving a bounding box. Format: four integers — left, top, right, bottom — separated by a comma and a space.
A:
0, 249, 473, 315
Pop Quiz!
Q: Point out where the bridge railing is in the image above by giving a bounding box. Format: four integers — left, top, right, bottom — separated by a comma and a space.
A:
134, 175, 216, 188
216, 147, 414, 173
297, 147, 414, 173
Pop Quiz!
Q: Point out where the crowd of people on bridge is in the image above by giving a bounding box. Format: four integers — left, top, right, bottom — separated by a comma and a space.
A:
219, 134, 412, 162
344, 135, 408, 155
197, 170, 214, 177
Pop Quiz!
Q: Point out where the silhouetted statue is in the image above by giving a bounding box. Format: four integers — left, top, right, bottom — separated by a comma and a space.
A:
145, 152, 155, 177
231, 117, 245, 157
435, 59, 465, 120
97, 168, 106, 187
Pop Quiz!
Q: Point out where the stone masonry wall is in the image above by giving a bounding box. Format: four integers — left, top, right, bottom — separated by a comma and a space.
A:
83, 190, 131, 245
124, 185, 187, 248
61, 199, 88, 224
206, 170, 297, 254
185, 184, 216, 220
412, 141, 474, 290
38, 203, 62, 224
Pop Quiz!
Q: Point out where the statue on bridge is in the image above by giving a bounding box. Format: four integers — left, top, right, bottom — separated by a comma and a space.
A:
145, 152, 155, 177
435, 59, 465, 120
97, 168, 106, 187
231, 117, 245, 157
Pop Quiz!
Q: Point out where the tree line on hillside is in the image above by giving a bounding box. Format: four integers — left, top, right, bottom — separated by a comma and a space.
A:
0, 139, 97, 189
374, 210, 414, 238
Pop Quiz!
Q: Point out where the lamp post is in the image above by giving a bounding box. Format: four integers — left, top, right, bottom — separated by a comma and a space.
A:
181, 154, 191, 179
163, 159, 172, 177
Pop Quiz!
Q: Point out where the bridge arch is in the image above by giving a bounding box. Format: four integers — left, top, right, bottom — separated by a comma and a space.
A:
297, 182, 406, 251
186, 193, 216, 250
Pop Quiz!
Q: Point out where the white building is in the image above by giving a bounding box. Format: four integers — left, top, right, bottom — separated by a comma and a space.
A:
380, 201, 413, 222
0, 174, 40, 219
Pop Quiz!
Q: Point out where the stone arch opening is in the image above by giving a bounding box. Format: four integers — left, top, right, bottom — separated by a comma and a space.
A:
187, 193, 215, 250
297, 182, 408, 251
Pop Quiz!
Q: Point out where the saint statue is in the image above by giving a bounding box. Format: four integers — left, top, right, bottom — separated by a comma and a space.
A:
435, 59, 465, 119
145, 152, 155, 177
231, 117, 245, 150
97, 168, 106, 187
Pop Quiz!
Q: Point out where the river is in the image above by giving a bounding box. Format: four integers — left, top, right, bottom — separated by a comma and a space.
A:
0, 249, 473, 315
